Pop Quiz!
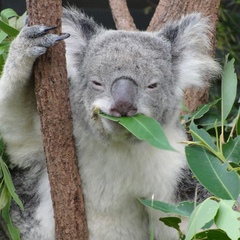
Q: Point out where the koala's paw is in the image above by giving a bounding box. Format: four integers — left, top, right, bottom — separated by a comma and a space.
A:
17, 25, 70, 58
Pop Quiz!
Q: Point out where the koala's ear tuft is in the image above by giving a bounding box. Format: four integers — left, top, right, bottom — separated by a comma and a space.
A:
62, 7, 102, 52
158, 13, 220, 90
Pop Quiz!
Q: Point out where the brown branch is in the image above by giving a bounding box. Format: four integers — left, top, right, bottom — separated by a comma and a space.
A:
147, 0, 188, 32
26, 0, 88, 239
109, 0, 138, 30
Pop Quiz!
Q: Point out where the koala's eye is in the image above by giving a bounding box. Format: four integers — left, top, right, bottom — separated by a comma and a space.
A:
92, 80, 102, 87
147, 83, 158, 89
90, 78, 104, 90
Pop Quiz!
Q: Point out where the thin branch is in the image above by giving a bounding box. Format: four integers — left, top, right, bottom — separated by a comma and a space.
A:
109, 0, 138, 31
147, 0, 188, 32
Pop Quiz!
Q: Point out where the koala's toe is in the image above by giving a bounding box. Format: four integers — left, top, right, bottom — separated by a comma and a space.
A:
27, 46, 47, 57
53, 33, 70, 43
21, 25, 57, 38
38, 33, 70, 48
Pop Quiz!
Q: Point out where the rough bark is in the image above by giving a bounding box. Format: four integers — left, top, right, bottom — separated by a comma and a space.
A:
109, 0, 221, 112
109, 0, 137, 30
26, 0, 88, 239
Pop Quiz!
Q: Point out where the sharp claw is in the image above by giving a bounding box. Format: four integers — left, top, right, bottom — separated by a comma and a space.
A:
42, 26, 58, 33
54, 33, 70, 42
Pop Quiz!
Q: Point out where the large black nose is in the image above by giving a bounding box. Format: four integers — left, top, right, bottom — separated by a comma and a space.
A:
110, 78, 138, 117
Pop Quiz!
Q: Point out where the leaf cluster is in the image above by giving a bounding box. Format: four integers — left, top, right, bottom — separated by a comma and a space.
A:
0, 8, 25, 75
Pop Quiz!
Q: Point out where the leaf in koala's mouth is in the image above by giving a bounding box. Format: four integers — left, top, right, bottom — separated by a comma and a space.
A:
99, 112, 176, 151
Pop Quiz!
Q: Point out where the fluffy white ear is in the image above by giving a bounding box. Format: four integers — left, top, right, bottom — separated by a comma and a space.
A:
158, 13, 220, 90
62, 7, 103, 79
62, 7, 100, 48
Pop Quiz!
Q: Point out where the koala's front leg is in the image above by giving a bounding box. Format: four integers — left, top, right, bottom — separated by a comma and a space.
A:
1, 25, 69, 89
0, 25, 69, 167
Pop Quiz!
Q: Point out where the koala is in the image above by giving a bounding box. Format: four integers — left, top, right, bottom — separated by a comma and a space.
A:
0, 7, 219, 240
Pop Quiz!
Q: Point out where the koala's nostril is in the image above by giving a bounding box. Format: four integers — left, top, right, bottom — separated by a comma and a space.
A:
110, 101, 137, 117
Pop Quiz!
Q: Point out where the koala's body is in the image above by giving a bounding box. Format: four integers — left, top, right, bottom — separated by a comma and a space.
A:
0, 7, 219, 240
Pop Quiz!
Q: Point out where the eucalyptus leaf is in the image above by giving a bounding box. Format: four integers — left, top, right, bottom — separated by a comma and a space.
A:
99, 113, 175, 151
0, 9, 18, 24
0, 31, 8, 43
194, 229, 231, 240
182, 99, 220, 125
16, 12, 27, 30
190, 99, 221, 121
1, 199, 20, 240
221, 55, 237, 123
139, 198, 195, 217
215, 199, 240, 240
0, 138, 5, 154
159, 217, 182, 233
0, 157, 23, 209
0, 184, 9, 209
186, 145, 240, 200
185, 198, 219, 240
189, 121, 218, 152
195, 113, 221, 130
236, 112, 240, 135
0, 20, 19, 37
0, 42, 11, 55
222, 136, 240, 164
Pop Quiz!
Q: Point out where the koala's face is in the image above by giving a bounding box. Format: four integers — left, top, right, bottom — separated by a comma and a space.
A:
65, 10, 219, 142
70, 31, 180, 141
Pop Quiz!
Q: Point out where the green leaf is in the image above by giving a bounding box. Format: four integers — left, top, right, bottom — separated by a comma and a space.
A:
236, 109, 240, 135
16, 12, 27, 30
186, 145, 240, 200
193, 99, 221, 120
1, 199, 20, 240
159, 217, 183, 235
99, 113, 175, 151
194, 229, 231, 240
0, 138, 5, 155
195, 111, 221, 130
215, 199, 240, 240
189, 121, 218, 152
0, 184, 9, 209
0, 157, 23, 209
139, 198, 195, 217
185, 198, 219, 240
222, 136, 240, 164
0, 54, 4, 74
0, 42, 11, 55
0, 9, 18, 24
0, 20, 19, 37
0, 31, 8, 43
221, 55, 237, 123
182, 99, 220, 124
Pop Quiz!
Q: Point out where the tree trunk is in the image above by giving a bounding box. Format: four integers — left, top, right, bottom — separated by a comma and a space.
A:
109, 0, 137, 30
26, 0, 88, 239
109, 0, 221, 112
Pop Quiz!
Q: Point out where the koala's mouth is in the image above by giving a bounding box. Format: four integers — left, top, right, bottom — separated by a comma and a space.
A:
92, 109, 132, 135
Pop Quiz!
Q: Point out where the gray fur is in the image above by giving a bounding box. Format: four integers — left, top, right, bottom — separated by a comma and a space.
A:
0, 7, 219, 240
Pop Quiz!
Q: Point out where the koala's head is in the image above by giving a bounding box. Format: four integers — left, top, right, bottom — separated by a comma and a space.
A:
62, 7, 220, 142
